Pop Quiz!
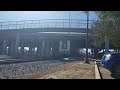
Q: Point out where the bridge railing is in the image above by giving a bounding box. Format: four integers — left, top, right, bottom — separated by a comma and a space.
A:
0, 19, 95, 30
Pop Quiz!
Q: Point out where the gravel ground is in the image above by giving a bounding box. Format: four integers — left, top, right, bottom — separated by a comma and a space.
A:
0, 60, 71, 79
25, 61, 95, 79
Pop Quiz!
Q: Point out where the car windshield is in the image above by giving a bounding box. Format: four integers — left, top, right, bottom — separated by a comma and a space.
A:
102, 54, 111, 60
102, 55, 106, 60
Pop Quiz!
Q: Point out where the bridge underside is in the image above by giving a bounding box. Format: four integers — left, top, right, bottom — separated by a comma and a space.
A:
0, 28, 93, 60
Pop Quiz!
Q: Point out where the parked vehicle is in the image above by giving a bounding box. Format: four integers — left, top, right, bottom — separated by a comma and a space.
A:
101, 52, 120, 78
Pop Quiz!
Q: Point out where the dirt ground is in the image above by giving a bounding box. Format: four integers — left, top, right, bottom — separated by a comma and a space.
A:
23, 61, 95, 79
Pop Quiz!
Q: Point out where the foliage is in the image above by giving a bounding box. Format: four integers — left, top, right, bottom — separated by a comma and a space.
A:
92, 11, 120, 48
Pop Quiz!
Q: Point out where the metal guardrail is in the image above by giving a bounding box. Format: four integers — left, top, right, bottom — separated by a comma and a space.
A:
0, 19, 95, 30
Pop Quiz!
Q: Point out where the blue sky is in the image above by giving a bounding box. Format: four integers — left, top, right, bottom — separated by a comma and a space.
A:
0, 11, 98, 22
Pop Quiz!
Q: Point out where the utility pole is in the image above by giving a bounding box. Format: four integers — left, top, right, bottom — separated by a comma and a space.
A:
84, 11, 90, 64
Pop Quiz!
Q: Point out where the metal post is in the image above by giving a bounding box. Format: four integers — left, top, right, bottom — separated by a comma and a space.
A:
85, 11, 90, 64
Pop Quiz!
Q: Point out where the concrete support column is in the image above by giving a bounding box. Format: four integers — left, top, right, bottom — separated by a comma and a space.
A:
105, 36, 109, 53
41, 40, 45, 57
2, 40, 8, 55
44, 41, 48, 57
46, 41, 49, 57
0, 43, 3, 55
20, 42, 24, 57
32, 47, 36, 57
44, 41, 47, 57
50, 41, 53, 57
14, 32, 20, 57
67, 40, 70, 54
8, 43, 11, 56
52, 41, 56, 57
37, 47, 41, 57
29, 46, 32, 58
49, 42, 52, 57
59, 40, 62, 53
59, 40, 70, 55
11, 41, 15, 57
37, 43, 41, 57
53, 40, 59, 58
46, 41, 51, 57
45, 41, 48, 57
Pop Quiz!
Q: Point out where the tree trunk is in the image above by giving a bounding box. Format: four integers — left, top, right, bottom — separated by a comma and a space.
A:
105, 36, 109, 53
94, 48, 98, 59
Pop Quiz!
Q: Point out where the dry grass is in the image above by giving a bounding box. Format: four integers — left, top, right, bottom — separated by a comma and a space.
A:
23, 61, 95, 79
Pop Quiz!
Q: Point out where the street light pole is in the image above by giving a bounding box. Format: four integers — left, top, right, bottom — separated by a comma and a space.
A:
84, 11, 90, 64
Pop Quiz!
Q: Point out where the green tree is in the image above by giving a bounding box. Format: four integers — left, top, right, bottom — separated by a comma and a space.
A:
92, 11, 120, 50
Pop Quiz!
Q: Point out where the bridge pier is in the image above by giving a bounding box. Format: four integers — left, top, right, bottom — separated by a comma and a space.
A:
49, 42, 52, 58
48, 41, 52, 58
44, 41, 47, 57
59, 40, 71, 57
8, 42, 11, 56
14, 32, 20, 58
37, 42, 42, 58
0, 43, 2, 55
2, 40, 8, 55
46, 41, 50, 58
29, 46, 33, 58
52, 40, 59, 59
41, 40, 45, 57
20, 42, 24, 58
59, 40, 62, 53
67, 40, 70, 54
10, 41, 15, 57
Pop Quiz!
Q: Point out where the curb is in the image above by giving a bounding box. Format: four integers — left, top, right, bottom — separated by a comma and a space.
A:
95, 61, 101, 79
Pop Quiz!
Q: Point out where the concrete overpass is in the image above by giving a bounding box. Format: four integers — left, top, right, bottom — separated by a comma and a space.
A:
0, 19, 94, 59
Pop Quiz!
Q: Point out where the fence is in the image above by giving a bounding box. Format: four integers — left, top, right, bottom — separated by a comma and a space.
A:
0, 19, 95, 30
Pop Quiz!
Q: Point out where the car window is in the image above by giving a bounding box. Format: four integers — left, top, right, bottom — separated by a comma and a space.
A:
102, 55, 106, 60
102, 54, 111, 60
105, 55, 111, 60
